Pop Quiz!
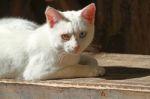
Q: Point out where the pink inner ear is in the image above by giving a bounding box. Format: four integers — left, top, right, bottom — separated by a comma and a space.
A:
45, 7, 63, 28
81, 3, 96, 24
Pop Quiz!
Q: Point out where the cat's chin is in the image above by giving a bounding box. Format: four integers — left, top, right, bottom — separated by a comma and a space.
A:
63, 51, 81, 55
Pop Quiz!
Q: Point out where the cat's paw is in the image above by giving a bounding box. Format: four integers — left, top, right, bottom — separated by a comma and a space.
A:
23, 73, 33, 81
89, 66, 105, 77
97, 67, 105, 76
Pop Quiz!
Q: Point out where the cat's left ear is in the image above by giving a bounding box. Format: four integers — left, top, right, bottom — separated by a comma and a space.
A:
45, 6, 63, 28
81, 3, 96, 24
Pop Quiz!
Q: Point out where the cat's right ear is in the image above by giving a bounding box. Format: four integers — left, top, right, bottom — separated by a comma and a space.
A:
81, 3, 96, 24
45, 6, 63, 28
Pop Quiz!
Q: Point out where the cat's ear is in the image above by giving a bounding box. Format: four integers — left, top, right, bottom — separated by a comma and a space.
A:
81, 3, 96, 24
45, 6, 63, 28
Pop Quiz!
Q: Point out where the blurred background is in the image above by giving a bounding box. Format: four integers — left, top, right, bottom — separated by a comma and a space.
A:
0, 0, 150, 55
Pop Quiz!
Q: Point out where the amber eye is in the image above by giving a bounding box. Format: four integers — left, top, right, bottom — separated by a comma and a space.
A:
61, 34, 71, 41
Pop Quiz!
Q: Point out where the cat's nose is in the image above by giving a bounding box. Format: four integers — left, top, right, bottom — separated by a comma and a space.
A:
74, 45, 80, 53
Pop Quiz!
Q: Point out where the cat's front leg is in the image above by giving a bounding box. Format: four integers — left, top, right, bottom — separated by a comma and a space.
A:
48, 64, 105, 79
22, 54, 58, 81
23, 64, 105, 81
79, 54, 105, 76
23, 54, 105, 81
23, 64, 55, 81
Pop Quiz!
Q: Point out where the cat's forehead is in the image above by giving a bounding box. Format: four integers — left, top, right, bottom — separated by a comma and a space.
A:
59, 10, 87, 33
61, 10, 81, 19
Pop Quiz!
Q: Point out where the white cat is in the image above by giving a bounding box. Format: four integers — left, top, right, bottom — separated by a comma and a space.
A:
0, 3, 105, 81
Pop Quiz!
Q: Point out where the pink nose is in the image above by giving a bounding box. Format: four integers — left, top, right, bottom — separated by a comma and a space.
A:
74, 45, 80, 53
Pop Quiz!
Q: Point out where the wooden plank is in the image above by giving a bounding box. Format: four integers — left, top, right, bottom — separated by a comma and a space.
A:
95, 53, 150, 83
95, 0, 150, 54
0, 53, 150, 99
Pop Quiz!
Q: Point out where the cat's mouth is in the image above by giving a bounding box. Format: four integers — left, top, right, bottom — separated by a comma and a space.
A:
74, 45, 80, 54
66, 45, 81, 54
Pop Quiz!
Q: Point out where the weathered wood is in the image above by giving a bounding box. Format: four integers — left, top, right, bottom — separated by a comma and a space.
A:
0, 53, 150, 99
95, 0, 150, 54
95, 53, 150, 82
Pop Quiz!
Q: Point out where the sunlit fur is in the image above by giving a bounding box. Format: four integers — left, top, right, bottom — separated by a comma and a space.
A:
0, 4, 104, 80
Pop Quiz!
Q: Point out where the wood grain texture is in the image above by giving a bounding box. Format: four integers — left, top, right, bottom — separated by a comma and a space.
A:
95, 0, 150, 54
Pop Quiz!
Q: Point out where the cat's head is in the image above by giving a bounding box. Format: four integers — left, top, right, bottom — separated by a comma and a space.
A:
45, 3, 96, 54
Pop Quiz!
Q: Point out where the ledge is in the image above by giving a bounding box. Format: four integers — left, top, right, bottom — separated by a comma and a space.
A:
0, 53, 150, 99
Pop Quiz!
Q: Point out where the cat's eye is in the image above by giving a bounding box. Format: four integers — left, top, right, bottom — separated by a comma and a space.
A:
79, 32, 86, 38
61, 34, 71, 41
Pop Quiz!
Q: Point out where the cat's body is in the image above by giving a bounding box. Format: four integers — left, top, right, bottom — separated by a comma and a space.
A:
0, 18, 39, 30
0, 3, 105, 80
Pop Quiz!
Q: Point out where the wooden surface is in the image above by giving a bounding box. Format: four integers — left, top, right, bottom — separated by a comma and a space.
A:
0, 53, 150, 99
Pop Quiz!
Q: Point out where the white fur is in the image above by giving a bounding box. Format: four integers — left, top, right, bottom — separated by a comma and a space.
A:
0, 6, 105, 80
0, 18, 39, 30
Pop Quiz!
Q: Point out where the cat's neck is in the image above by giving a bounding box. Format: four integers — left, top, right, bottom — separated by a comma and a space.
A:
35, 23, 49, 33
